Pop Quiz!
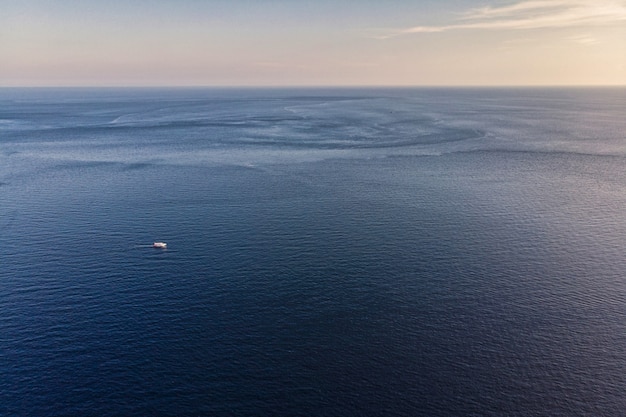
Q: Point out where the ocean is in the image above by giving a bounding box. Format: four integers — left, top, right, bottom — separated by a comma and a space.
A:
1, 87, 625, 416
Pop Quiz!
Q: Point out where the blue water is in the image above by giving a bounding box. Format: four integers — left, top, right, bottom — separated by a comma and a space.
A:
1, 87, 625, 416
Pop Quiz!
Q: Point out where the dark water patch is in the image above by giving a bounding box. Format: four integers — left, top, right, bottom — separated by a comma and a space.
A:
284, 95, 375, 101
120, 161, 164, 171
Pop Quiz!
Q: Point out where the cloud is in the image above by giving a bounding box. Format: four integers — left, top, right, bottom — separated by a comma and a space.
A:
566, 34, 600, 44
384, 0, 626, 37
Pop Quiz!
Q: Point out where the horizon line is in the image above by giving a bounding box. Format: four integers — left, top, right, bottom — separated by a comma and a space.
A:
2, 84, 625, 89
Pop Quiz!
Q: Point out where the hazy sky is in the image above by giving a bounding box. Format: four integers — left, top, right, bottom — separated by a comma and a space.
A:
2, 0, 625, 86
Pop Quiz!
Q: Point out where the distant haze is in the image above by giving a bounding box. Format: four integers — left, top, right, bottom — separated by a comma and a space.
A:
2, 0, 625, 86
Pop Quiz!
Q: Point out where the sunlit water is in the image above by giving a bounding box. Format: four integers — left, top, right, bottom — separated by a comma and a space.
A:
1, 87, 625, 416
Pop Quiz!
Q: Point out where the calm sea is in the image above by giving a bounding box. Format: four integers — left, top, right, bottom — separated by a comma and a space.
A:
1, 87, 625, 416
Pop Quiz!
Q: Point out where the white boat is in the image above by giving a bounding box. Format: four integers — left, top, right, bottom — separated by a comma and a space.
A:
153, 242, 167, 248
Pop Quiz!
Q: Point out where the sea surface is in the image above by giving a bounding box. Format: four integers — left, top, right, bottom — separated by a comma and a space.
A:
1, 87, 625, 416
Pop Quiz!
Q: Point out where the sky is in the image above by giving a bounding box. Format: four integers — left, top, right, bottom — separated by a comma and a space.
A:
1, 0, 625, 86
